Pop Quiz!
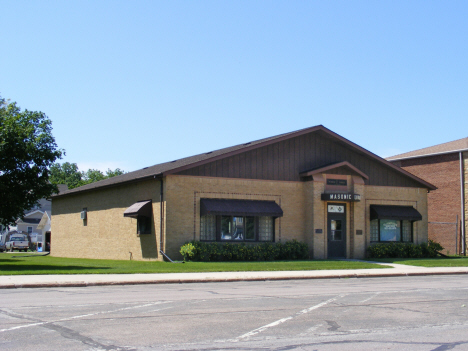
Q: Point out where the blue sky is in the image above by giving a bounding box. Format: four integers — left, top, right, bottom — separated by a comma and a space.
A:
1, 1, 467, 173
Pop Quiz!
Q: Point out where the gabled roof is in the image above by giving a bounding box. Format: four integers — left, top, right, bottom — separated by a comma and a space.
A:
36, 211, 51, 230
20, 210, 44, 219
387, 137, 468, 161
17, 218, 41, 225
53, 125, 436, 198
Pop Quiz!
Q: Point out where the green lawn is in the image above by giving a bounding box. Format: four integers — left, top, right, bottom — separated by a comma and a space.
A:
371, 257, 468, 267
0, 254, 389, 275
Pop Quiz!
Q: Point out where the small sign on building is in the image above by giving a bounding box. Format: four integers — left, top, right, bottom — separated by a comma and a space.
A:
321, 193, 361, 202
328, 205, 345, 213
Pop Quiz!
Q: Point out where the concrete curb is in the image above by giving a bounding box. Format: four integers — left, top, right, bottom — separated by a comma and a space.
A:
2, 270, 468, 289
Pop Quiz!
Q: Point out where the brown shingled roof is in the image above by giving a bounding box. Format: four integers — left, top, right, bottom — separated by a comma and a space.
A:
387, 137, 468, 161
53, 125, 436, 198
53, 126, 313, 197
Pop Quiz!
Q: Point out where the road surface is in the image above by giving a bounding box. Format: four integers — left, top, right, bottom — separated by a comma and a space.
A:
1, 275, 468, 350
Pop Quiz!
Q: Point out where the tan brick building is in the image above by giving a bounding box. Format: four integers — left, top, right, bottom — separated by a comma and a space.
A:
51, 126, 435, 261
388, 138, 467, 255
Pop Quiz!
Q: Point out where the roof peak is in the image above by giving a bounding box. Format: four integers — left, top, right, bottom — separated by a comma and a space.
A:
54, 124, 435, 197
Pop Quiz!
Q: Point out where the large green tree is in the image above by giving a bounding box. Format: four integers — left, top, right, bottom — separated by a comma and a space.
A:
0, 96, 62, 226
49, 162, 125, 189
49, 162, 82, 189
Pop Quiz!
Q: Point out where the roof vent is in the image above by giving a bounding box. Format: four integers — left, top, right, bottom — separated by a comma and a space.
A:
143, 167, 149, 169
244, 142, 251, 145
171, 160, 177, 163
205, 151, 213, 154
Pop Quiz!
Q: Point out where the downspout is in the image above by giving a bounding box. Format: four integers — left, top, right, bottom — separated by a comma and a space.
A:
159, 177, 164, 256
460, 152, 466, 255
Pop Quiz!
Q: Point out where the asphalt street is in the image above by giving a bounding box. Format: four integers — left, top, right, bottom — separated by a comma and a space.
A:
1, 275, 468, 350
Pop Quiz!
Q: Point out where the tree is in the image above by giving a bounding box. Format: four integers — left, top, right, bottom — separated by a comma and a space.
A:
82, 169, 106, 184
0, 96, 62, 226
49, 162, 125, 189
105, 168, 125, 178
49, 162, 82, 189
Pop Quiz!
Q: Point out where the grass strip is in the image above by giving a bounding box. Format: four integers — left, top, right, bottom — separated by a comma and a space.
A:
0, 254, 389, 275
371, 257, 468, 267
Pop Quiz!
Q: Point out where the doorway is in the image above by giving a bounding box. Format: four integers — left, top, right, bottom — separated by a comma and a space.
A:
45, 231, 51, 252
327, 204, 346, 258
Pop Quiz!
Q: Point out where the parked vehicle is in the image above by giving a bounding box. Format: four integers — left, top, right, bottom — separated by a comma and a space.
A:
0, 234, 5, 252
5, 234, 29, 252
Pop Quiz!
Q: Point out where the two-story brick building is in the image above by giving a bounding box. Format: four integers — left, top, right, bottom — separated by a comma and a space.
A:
388, 137, 467, 255
51, 125, 435, 261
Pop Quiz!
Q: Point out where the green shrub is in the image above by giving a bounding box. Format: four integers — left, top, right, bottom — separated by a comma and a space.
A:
367, 240, 444, 259
428, 240, 444, 257
179, 240, 309, 262
179, 242, 196, 261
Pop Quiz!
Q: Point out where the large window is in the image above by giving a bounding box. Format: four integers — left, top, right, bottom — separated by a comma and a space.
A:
200, 215, 274, 242
370, 219, 413, 242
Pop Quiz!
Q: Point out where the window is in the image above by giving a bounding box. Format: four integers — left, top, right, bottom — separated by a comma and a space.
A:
27, 227, 33, 234
200, 215, 275, 242
370, 219, 413, 242
137, 216, 151, 235
200, 214, 216, 241
330, 219, 343, 241
123, 200, 153, 235
258, 216, 273, 241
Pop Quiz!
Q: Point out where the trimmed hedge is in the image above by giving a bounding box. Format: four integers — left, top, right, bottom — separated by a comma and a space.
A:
180, 240, 309, 262
367, 240, 444, 259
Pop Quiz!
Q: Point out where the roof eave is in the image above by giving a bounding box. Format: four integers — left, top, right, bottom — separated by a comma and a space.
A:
308, 127, 437, 190
387, 148, 468, 162
51, 173, 163, 199
52, 124, 437, 196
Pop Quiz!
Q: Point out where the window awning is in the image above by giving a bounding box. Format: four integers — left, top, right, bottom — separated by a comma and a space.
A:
200, 198, 283, 217
123, 200, 152, 218
370, 205, 422, 221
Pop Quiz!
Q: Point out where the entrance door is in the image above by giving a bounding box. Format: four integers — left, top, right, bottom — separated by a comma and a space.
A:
327, 204, 346, 258
45, 231, 51, 252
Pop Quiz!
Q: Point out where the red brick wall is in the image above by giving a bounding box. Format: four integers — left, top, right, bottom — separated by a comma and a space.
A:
393, 153, 461, 255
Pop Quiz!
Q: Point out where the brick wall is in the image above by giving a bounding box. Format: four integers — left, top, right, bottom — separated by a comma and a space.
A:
51, 174, 429, 261
165, 175, 428, 260
164, 175, 306, 260
364, 185, 428, 248
393, 153, 461, 255
51, 179, 163, 261
464, 151, 468, 254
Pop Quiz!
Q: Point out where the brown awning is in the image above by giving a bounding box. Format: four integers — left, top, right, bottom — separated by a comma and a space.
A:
200, 198, 283, 217
370, 205, 422, 221
123, 200, 152, 218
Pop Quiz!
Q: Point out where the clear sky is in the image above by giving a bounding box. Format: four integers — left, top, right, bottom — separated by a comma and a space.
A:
1, 1, 467, 173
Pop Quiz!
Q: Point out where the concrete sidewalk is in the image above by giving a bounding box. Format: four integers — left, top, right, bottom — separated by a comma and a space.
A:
1, 261, 468, 289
